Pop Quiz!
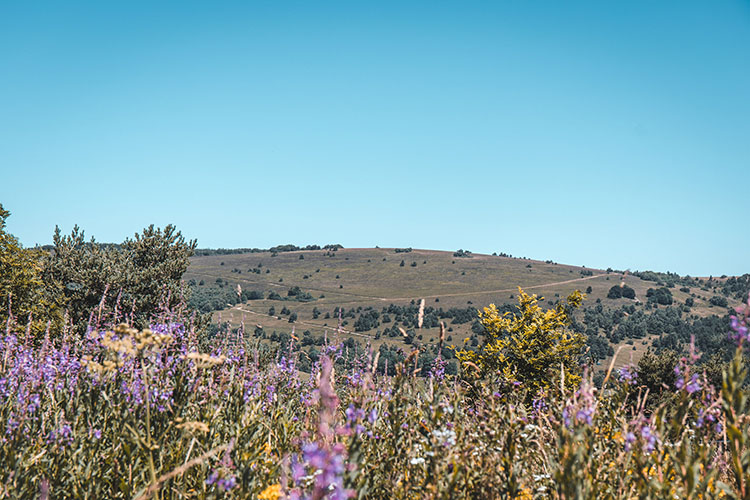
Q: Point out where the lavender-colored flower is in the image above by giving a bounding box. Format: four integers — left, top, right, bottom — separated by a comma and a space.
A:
562, 377, 596, 428
265, 384, 277, 404
296, 441, 350, 500
686, 374, 701, 394
430, 356, 446, 381
641, 426, 656, 453
731, 316, 740, 331
47, 424, 73, 446
576, 408, 594, 426
624, 432, 636, 452
617, 366, 637, 384
217, 475, 237, 491
277, 356, 296, 374
562, 407, 571, 428
345, 404, 365, 423
729, 297, 750, 344
696, 408, 707, 428
532, 398, 548, 415
291, 457, 306, 482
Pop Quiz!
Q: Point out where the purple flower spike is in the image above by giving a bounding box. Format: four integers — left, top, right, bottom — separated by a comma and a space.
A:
624, 432, 636, 452
641, 426, 657, 453
618, 366, 637, 384
686, 374, 701, 394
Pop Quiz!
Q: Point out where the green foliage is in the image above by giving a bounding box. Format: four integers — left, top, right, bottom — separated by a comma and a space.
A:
0, 204, 61, 332
607, 284, 636, 299
455, 288, 586, 395
647, 287, 674, 305
287, 286, 315, 302
721, 275, 750, 301
195, 243, 342, 256
633, 270, 700, 288
188, 285, 263, 313
354, 310, 380, 332
633, 349, 681, 408
42, 224, 196, 330
710, 296, 729, 308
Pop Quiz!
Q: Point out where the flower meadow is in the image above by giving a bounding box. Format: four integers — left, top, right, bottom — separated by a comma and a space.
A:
2, 294, 750, 500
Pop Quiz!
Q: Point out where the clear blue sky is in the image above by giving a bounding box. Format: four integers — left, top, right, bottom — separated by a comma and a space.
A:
1, 1, 748, 276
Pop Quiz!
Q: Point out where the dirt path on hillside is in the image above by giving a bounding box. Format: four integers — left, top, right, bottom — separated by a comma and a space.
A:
379, 274, 607, 301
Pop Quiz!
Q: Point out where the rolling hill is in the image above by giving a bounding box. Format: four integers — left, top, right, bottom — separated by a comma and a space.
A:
184, 247, 740, 370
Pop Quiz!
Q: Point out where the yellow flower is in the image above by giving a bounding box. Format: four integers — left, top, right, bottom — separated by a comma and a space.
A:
258, 484, 282, 500
514, 488, 533, 500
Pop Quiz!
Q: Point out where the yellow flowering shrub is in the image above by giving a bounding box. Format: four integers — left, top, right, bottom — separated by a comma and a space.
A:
455, 287, 585, 394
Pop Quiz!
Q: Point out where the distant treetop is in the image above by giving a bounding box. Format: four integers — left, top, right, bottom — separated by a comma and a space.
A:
194, 243, 343, 256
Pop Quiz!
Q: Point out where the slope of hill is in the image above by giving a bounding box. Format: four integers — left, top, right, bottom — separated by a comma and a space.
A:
184, 247, 739, 369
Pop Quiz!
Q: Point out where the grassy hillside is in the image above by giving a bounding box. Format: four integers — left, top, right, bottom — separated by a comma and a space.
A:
185, 247, 739, 369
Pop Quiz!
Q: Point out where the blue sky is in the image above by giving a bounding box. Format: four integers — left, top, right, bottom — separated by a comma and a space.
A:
1, 1, 748, 276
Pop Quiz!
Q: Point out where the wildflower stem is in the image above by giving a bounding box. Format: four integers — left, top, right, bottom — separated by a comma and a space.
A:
141, 358, 158, 494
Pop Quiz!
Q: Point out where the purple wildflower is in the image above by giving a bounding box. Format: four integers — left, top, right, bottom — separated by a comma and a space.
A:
624, 432, 636, 452
295, 442, 350, 500
686, 374, 701, 394
641, 426, 656, 453
617, 365, 637, 384
576, 408, 594, 426
532, 398, 548, 415
430, 356, 446, 381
